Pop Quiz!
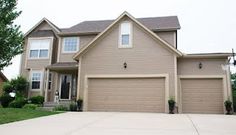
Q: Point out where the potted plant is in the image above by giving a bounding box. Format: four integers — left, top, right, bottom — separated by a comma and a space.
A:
224, 99, 232, 115
77, 98, 83, 111
168, 97, 176, 114
69, 102, 77, 111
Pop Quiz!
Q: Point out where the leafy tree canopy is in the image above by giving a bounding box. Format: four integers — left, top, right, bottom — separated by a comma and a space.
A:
0, 0, 23, 69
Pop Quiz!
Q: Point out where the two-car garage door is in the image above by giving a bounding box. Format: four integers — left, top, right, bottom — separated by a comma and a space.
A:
87, 78, 165, 113
181, 78, 224, 114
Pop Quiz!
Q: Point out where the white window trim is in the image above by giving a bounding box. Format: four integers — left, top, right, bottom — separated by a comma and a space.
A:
27, 37, 53, 60
119, 21, 133, 48
30, 70, 44, 91
62, 37, 80, 53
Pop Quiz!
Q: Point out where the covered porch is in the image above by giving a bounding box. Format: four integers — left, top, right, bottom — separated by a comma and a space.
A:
45, 62, 78, 104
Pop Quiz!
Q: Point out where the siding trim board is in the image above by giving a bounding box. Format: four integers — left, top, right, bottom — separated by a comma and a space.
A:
178, 75, 227, 114
83, 74, 169, 113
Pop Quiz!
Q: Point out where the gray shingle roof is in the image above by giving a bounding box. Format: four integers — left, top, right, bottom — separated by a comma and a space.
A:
60, 16, 180, 35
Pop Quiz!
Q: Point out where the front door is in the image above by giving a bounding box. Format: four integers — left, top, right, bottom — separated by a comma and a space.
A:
60, 74, 72, 100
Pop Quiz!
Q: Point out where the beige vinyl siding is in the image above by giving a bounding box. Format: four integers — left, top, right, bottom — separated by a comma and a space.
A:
155, 31, 176, 47
80, 35, 97, 48
58, 35, 96, 62
26, 60, 50, 69
79, 17, 175, 102
29, 91, 41, 97
37, 22, 53, 30
51, 38, 58, 64
181, 78, 224, 114
177, 58, 226, 75
88, 78, 165, 112
20, 38, 28, 78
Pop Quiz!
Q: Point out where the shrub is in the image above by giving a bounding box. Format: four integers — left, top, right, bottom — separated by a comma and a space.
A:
0, 94, 14, 107
53, 105, 68, 111
168, 97, 176, 114
10, 76, 29, 95
29, 96, 44, 105
9, 97, 27, 108
224, 99, 233, 114
69, 102, 77, 111
2, 82, 13, 94
23, 104, 38, 110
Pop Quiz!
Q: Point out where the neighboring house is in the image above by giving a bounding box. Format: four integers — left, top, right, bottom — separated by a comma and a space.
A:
0, 72, 8, 95
20, 12, 232, 114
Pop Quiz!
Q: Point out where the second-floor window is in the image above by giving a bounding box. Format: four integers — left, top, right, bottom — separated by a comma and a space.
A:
119, 21, 132, 48
62, 37, 79, 53
29, 39, 50, 58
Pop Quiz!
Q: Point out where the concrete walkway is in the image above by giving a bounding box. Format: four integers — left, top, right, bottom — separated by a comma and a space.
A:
0, 112, 236, 135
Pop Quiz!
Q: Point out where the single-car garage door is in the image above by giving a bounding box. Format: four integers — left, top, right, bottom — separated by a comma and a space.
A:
87, 78, 165, 112
181, 78, 224, 114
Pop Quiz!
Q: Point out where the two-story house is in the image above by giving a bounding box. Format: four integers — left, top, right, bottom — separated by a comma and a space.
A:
20, 12, 232, 114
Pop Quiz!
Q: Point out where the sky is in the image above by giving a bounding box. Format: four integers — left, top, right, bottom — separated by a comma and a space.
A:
2, 0, 236, 79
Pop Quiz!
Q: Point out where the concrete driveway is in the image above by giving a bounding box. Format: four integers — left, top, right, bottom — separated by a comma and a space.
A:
0, 112, 236, 135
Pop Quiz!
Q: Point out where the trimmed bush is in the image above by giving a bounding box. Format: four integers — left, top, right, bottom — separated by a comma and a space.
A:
53, 105, 68, 111
2, 82, 13, 94
23, 104, 38, 110
69, 102, 77, 111
9, 98, 27, 108
10, 76, 29, 95
0, 94, 14, 107
29, 96, 44, 105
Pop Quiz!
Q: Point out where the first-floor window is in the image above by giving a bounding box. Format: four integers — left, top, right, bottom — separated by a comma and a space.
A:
31, 72, 42, 89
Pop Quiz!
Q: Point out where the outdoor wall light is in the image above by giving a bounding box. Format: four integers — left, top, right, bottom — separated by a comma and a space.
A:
123, 62, 127, 69
199, 62, 202, 69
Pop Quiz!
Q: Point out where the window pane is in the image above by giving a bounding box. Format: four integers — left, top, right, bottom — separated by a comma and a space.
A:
63, 37, 78, 52
39, 49, 48, 57
32, 81, 40, 89
30, 50, 38, 58
32, 73, 41, 81
48, 82, 51, 89
48, 73, 52, 81
122, 34, 129, 45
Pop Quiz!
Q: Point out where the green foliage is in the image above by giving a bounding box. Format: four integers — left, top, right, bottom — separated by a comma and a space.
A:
2, 76, 29, 96
9, 97, 27, 108
0, 0, 24, 69
168, 97, 175, 104
29, 96, 44, 105
233, 91, 236, 111
53, 105, 68, 111
0, 94, 14, 107
2, 82, 13, 94
224, 99, 232, 106
10, 76, 28, 95
69, 102, 77, 111
23, 104, 38, 110
232, 73, 236, 91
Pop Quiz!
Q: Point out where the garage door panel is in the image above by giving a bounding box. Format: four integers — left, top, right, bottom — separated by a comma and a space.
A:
181, 78, 223, 114
87, 78, 165, 112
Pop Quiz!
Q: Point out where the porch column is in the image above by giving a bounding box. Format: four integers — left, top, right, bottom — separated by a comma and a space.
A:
44, 69, 49, 102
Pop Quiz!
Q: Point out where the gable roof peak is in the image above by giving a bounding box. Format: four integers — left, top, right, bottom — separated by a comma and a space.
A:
73, 11, 183, 59
24, 17, 60, 38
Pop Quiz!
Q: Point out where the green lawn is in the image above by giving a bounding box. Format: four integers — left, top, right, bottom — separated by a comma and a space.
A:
0, 108, 61, 124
